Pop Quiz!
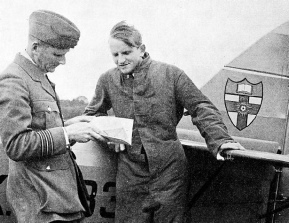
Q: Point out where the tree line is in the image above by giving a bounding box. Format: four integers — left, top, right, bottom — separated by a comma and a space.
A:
60, 96, 115, 120
60, 98, 88, 119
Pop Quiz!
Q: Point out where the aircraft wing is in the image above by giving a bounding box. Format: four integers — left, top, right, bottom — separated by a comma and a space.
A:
222, 149, 289, 168
178, 126, 289, 168
180, 139, 289, 168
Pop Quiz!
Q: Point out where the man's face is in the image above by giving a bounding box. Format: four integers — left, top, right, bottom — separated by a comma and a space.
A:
109, 38, 144, 74
34, 45, 70, 73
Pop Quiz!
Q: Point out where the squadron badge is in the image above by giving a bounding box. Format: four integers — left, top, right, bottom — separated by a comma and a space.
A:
224, 78, 263, 131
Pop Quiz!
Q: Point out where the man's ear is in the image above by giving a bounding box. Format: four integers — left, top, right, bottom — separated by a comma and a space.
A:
31, 42, 39, 54
140, 44, 146, 57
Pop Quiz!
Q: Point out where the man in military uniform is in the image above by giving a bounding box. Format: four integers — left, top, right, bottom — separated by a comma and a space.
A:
0, 10, 102, 222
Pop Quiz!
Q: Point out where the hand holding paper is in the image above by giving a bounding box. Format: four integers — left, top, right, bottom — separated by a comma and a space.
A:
90, 116, 134, 146
64, 121, 107, 143
64, 115, 95, 126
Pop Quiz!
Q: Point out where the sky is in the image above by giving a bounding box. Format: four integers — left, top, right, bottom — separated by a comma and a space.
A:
1, 0, 289, 100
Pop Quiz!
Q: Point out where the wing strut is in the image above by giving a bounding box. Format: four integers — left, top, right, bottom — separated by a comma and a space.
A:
259, 197, 289, 220
188, 162, 226, 210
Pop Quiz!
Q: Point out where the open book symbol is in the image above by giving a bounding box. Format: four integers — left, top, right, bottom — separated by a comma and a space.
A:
90, 116, 134, 145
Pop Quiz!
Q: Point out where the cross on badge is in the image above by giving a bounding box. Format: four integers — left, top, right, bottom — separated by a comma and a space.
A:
224, 78, 263, 131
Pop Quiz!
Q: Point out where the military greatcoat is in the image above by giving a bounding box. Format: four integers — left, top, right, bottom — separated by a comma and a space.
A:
0, 54, 84, 222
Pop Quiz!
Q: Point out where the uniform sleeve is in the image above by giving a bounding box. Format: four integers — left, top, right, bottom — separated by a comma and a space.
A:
0, 73, 67, 161
84, 74, 112, 116
175, 71, 234, 156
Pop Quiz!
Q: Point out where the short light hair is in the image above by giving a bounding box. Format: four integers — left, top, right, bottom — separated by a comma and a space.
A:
110, 21, 142, 47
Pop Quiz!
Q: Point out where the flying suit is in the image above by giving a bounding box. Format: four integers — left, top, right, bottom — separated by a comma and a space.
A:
84, 53, 234, 222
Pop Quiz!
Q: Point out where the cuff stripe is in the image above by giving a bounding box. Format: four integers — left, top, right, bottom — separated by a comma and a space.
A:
36, 130, 54, 157
46, 130, 54, 156
36, 131, 44, 157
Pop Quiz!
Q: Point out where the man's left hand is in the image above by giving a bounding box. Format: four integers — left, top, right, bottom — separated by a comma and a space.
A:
217, 142, 246, 160
220, 142, 246, 151
107, 142, 126, 152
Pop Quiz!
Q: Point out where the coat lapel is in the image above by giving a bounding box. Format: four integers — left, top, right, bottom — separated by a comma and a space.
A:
13, 54, 56, 99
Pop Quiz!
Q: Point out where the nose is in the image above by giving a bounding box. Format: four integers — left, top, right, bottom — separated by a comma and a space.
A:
59, 56, 66, 65
118, 54, 126, 64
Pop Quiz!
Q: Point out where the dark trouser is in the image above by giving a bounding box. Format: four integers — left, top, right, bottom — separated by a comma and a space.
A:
115, 149, 189, 223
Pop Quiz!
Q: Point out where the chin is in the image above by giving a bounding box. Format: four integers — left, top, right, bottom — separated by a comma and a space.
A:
118, 65, 133, 74
120, 68, 133, 74
48, 67, 56, 73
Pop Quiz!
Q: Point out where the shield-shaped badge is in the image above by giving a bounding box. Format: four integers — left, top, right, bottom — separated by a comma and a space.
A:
224, 78, 263, 131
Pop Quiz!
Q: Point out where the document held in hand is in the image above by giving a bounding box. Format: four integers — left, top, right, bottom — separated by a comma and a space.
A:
90, 116, 134, 145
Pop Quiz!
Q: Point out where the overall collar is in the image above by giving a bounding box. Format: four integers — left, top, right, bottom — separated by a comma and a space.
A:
119, 52, 152, 79
132, 52, 151, 74
112, 52, 154, 97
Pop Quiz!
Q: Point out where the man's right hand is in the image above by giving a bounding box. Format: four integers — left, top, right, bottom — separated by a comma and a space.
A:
64, 122, 107, 143
64, 115, 94, 126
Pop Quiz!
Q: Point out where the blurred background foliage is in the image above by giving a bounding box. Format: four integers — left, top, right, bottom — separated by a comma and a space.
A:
60, 96, 114, 119
60, 96, 88, 119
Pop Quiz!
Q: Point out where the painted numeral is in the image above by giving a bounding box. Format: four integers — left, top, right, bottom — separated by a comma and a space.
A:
100, 181, 116, 218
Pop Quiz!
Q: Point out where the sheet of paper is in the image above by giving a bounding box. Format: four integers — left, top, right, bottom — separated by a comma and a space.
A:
90, 116, 134, 145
